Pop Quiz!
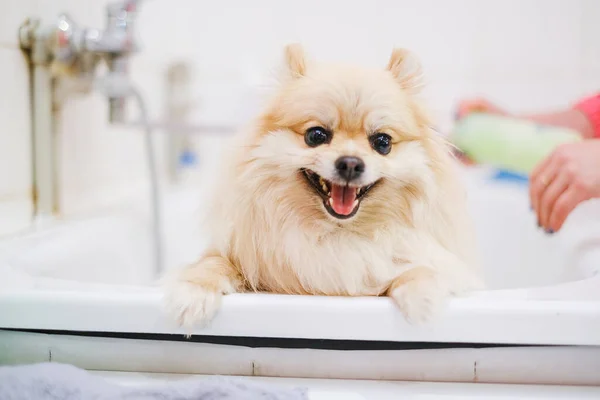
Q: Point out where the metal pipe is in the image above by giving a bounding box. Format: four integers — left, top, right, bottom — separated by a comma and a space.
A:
130, 86, 164, 277
31, 65, 57, 217
107, 56, 130, 124
20, 16, 60, 218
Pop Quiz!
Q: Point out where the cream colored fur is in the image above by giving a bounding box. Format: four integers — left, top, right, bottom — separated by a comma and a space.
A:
163, 44, 483, 328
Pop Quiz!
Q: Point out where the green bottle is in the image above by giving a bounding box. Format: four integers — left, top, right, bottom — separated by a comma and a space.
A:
451, 114, 582, 175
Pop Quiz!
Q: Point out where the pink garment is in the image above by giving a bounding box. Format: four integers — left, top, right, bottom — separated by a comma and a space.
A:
574, 93, 600, 138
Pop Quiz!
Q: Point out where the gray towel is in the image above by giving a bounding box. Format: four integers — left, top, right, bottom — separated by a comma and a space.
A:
0, 363, 308, 400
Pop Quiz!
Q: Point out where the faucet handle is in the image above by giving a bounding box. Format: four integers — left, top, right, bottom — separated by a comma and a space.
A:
52, 13, 81, 65
107, 0, 139, 22
105, 0, 140, 52
107, 0, 138, 15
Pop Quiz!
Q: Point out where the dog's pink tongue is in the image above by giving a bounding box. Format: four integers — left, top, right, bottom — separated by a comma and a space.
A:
330, 184, 358, 216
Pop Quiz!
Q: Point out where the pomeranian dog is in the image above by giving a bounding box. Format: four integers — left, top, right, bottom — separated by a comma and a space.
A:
164, 44, 483, 328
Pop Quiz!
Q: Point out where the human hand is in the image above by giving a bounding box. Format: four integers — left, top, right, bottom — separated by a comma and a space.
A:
529, 140, 600, 233
456, 98, 507, 119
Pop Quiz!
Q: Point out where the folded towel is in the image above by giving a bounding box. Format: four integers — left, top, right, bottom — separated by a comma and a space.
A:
0, 362, 308, 400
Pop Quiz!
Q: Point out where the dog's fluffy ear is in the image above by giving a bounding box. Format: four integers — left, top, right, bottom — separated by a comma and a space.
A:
283, 43, 307, 79
386, 48, 424, 94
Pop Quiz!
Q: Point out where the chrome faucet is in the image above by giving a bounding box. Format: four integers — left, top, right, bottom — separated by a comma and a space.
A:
18, 0, 145, 227
97, 0, 139, 122
21, 0, 140, 122
20, 0, 170, 275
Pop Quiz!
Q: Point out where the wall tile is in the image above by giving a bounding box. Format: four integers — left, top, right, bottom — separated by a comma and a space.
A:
0, 47, 33, 233
581, 0, 600, 78
56, 92, 163, 216
470, 0, 583, 80
172, 0, 585, 130
0, 48, 31, 196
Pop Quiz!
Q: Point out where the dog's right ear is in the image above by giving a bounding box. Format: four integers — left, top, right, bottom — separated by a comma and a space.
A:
386, 48, 424, 94
283, 43, 307, 79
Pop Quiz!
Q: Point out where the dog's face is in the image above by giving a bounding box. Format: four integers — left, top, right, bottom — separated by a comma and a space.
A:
247, 45, 440, 226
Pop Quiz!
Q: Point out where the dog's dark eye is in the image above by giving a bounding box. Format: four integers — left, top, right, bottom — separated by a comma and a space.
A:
304, 127, 331, 147
370, 133, 392, 155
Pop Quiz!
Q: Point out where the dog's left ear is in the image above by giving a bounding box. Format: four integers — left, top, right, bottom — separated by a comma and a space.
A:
283, 43, 307, 79
386, 48, 424, 94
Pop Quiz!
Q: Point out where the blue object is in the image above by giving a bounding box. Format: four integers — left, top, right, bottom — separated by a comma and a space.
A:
491, 169, 529, 184
179, 149, 197, 167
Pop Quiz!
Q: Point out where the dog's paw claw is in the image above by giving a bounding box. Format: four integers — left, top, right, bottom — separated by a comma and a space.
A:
163, 281, 222, 331
390, 279, 445, 324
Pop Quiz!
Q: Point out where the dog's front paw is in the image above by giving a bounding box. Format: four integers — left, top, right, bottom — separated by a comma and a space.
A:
163, 280, 222, 330
162, 254, 241, 332
388, 268, 447, 324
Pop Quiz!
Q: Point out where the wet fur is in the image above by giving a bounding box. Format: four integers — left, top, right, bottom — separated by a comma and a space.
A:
164, 44, 483, 328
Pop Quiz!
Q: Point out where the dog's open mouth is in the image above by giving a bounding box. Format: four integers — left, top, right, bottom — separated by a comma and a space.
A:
301, 169, 379, 219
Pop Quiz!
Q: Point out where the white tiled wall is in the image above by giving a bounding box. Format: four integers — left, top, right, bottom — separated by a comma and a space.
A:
0, 0, 598, 235
0, 46, 32, 235
0, 0, 190, 227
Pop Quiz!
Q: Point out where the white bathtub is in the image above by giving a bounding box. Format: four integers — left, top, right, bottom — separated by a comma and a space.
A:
1, 166, 599, 387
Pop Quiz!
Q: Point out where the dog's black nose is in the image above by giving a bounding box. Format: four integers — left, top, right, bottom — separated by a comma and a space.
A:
335, 156, 365, 181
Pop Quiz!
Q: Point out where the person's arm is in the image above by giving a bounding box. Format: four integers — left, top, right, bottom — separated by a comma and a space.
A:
572, 94, 600, 139
457, 94, 600, 139
520, 109, 594, 139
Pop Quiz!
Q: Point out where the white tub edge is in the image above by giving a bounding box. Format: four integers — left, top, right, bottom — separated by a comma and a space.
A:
1, 288, 599, 346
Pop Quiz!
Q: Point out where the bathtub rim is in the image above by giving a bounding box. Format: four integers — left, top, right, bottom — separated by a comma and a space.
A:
1, 285, 599, 346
